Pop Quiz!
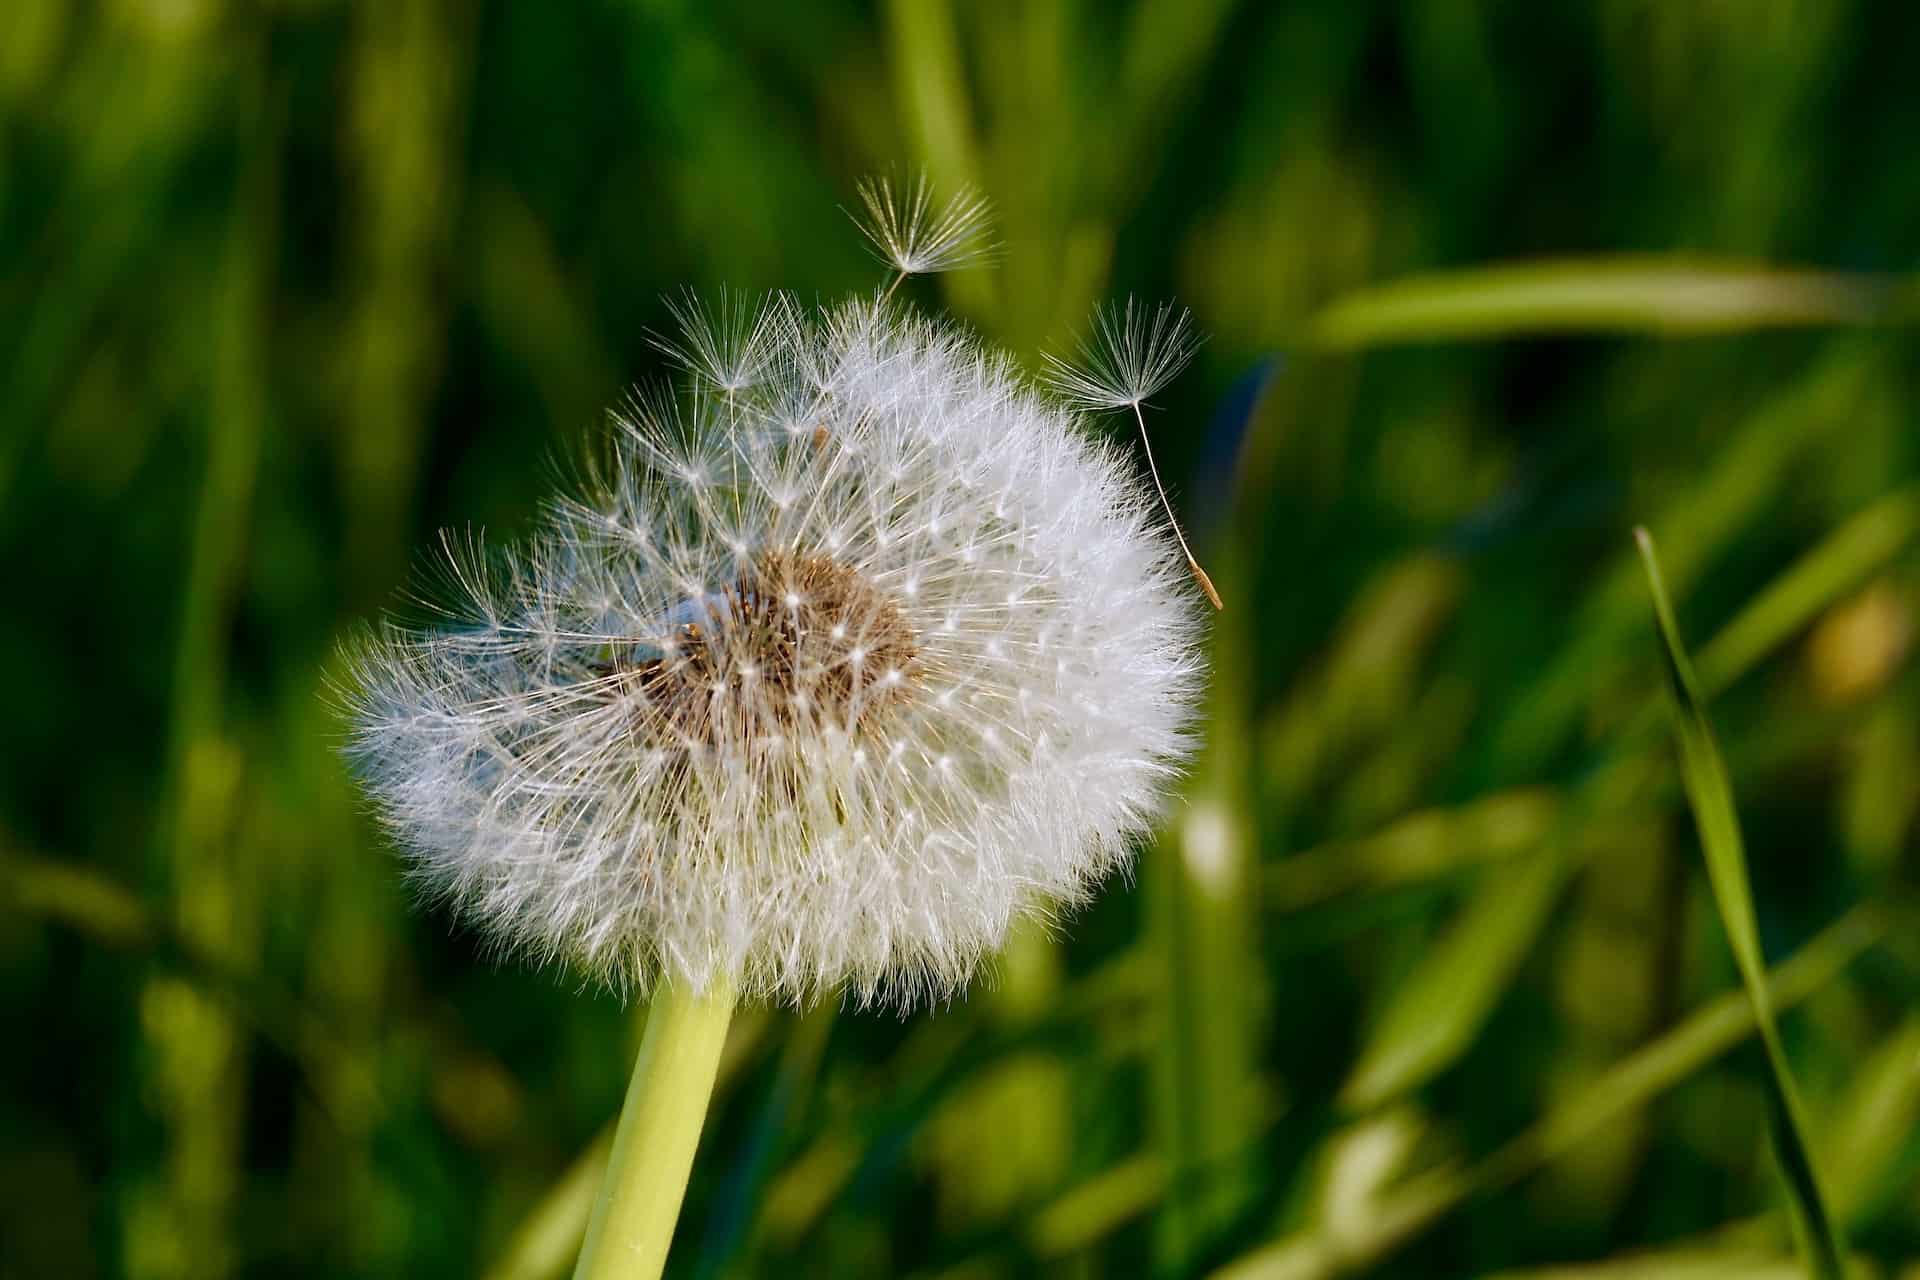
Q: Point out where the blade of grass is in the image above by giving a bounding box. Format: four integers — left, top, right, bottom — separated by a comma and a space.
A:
757, 947, 1154, 1253
1487, 352, 1875, 775
142, 56, 281, 1273
4, 844, 385, 1128
1476, 1245, 1831, 1279
1306, 258, 1909, 348
484, 1133, 614, 1280
1120, 0, 1239, 136
921, 923, 1077, 1236
1154, 661, 1267, 1265
1823, 1016, 1920, 1230
1634, 527, 1847, 1280
1694, 484, 1920, 692
1270, 475, 1919, 912
920, 1099, 1294, 1277
1108, 363, 1273, 1263
1340, 849, 1564, 1111
1265, 788, 1560, 913
1306, 480, 1920, 1104
2, 846, 154, 947
693, 1006, 836, 1280
882, 0, 981, 194
1211, 905, 1884, 1280
1024, 1154, 1168, 1261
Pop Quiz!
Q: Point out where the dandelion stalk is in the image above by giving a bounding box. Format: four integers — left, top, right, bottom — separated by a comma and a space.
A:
573, 980, 736, 1280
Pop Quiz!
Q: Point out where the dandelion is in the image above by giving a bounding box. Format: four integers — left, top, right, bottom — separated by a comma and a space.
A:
1045, 297, 1224, 610
340, 182, 1204, 1279
346, 296, 1201, 1009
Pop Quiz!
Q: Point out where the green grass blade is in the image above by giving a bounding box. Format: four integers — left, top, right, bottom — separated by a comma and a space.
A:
1633, 527, 1848, 1280
1824, 1016, 1920, 1229
883, 0, 994, 318
1025, 1155, 1167, 1260
1211, 907, 1883, 1280
1303, 484, 1918, 1112
1265, 787, 1559, 913
1340, 850, 1564, 1111
2, 846, 154, 948
757, 949, 1154, 1253
1485, 352, 1877, 774
1307, 258, 1908, 348
483, 1132, 612, 1280
1150, 532, 1269, 1268
1477, 1244, 1833, 1278
1270, 480, 1918, 914
1694, 483, 1920, 693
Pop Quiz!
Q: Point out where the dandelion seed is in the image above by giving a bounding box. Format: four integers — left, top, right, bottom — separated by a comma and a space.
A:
851, 172, 997, 300
1044, 298, 1224, 610
1044, 298, 1201, 413
649, 286, 798, 398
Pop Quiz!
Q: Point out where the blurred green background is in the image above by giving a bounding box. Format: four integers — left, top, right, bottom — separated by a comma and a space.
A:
6, 1, 1920, 1277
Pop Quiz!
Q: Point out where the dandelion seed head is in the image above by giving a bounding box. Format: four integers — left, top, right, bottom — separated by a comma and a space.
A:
342, 276, 1202, 1011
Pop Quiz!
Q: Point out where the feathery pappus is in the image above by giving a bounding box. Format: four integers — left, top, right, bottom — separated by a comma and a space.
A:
341, 179, 1208, 1008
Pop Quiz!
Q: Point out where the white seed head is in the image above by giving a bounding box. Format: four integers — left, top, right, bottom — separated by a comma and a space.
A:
1043, 297, 1202, 412
851, 173, 998, 280
342, 292, 1204, 1009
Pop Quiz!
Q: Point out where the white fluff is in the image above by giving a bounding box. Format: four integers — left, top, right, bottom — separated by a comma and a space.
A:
343, 292, 1204, 1008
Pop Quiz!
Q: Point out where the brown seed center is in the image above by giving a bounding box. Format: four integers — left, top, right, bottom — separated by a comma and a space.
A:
621, 550, 917, 746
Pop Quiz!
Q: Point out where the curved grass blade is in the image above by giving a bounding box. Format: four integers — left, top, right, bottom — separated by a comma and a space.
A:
1307, 258, 1909, 348
2, 846, 155, 948
1824, 1016, 1920, 1231
1016, 1155, 1168, 1266
693, 1006, 836, 1279
1478, 1244, 1839, 1279
1265, 787, 1560, 914
1210, 906, 1882, 1280
1634, 527, 1847, 1280
752, 949, 1155, 1254
1358, 481, 1918, 876
1694, 483, 1920, 693
483, 1132, 612, 1280
1317, 484, 1919, 1113
1339, 849, 1563, 1111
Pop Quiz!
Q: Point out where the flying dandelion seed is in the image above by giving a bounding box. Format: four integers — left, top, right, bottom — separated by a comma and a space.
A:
851, 172, 998, 299
1045, 298, 1224, 610
342, 255, 1204, 1012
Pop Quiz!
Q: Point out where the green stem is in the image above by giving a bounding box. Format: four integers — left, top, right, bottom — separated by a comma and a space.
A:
573, 980, 736, 1280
